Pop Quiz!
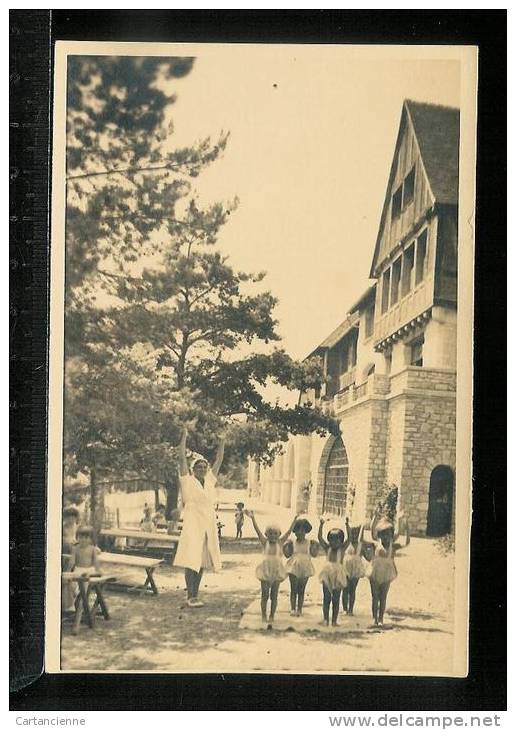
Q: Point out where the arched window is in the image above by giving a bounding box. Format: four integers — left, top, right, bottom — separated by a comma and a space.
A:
322, 437, 349, 515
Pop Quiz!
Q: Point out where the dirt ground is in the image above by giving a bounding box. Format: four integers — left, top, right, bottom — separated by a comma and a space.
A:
61, 520, 456, 674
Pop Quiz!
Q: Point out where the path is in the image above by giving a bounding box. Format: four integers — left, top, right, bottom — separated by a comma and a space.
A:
61, 530, 455, 674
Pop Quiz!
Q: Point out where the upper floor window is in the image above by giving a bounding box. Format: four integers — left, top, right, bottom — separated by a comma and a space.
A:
402, 166, 415, 207
410, 336, 424, 367
415, 229, 428, 284
381, 269, 391, 313
365, 305, 374, 338
384, 349, 392, 374
391, 256, 402, 305
392, 165, 416, 220
392, 185, 402, 219
401, 243, 415, 298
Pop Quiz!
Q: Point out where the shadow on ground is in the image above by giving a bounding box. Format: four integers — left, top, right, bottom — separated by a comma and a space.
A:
61, 585, 257, 671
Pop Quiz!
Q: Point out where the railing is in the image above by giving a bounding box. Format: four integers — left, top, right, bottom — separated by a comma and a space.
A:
339, 368, 356, 392
320, 397, 335, 417
352, 382, 367, 401
374, 280, 433, 344
389, 366, 456, 396
333, 374, 391, 413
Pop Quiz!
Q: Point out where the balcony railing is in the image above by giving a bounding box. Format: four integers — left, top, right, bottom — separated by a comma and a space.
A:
338, 368, 356, 392
316, 369, 454, 418
374, 280, 433, 345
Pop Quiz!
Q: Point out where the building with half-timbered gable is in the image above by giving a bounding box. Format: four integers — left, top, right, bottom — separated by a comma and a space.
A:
248, 100, 459, 536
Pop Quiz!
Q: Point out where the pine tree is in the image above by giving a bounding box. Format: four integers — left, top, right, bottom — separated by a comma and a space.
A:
63, 56, 337, 526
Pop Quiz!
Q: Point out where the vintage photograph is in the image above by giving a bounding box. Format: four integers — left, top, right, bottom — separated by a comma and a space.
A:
46, 42, 477, 675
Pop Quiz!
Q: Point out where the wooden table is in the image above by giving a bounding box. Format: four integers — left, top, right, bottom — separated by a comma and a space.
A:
99, 552, 164, 595
62, 572, 115, 634
100, 528, 181, 545
99, 528, 180, 566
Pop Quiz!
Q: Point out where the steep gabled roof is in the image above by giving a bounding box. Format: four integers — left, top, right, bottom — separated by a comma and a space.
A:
405, 100, 460, 206
369, 99, 460, 278
348, 284, 376, 315
306, 311, 359, 359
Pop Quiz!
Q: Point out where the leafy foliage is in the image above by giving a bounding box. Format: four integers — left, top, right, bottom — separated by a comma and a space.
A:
63, 56, 336, 508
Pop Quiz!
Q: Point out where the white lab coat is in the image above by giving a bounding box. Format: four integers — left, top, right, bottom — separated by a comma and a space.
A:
174, 469, 221, 573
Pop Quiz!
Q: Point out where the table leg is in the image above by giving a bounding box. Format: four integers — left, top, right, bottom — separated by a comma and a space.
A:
144, 567, 158, 595
73, 579, 92, 633
93, 585, 110, 620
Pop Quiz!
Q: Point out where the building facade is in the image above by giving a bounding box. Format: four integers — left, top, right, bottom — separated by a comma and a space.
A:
249, 100, 459, 537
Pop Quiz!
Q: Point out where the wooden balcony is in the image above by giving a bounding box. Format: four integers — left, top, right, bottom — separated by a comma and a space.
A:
338, 368, 356, 392
374, 279, 433, 346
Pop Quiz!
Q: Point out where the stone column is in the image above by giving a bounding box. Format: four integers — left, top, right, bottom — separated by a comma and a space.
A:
280, 479, 292, 508
272, 480, 281, 505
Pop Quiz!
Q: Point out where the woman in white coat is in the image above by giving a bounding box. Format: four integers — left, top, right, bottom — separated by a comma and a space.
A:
175, 427, 225, 607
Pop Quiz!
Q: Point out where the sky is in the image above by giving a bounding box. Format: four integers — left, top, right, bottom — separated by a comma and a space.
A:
163, 49, 460, 362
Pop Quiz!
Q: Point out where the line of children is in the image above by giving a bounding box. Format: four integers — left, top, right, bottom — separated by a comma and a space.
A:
245, 509, 398, 629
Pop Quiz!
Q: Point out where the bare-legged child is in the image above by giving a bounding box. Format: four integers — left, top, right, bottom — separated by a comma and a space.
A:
318, 519, 347, 627
369, 512, 398, 628
343, 523, 367, 615
246, 510, 298, 627
284, 518, 317, 616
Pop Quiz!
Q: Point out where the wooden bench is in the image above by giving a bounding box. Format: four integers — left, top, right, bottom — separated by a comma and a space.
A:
62, 572, 116, 634
99, 552, 164, 595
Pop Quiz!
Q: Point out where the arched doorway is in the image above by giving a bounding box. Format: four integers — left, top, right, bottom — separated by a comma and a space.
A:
426, 465, 454, 537
322, 437, 349, 516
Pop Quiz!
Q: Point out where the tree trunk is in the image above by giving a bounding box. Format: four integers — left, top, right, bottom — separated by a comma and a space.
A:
89, 466, 104, 533
165, 469, 179, 518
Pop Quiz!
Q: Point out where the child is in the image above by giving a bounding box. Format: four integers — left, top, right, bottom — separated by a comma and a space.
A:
152, 505, 167, 530
140, 505, 155, 533
62, 506, 80, 555
369, 512, 397, 628
216, 514, 225, 539
66, 526, 102, 634
61, 507, 81, 614
69, 525, 101, 577
235, 502, 245, 540
167, 508, 182, 534
342, 521, 367, 615
284, 518, 316, 617
318, 518, 348, 627
246, 510, 298, 626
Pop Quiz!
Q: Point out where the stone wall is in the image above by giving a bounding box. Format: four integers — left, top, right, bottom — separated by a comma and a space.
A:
398, 389, 456, 535
250, 367, 456, 537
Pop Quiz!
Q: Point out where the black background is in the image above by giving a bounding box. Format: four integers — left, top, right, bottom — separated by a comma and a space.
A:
10, 9, 506, 711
